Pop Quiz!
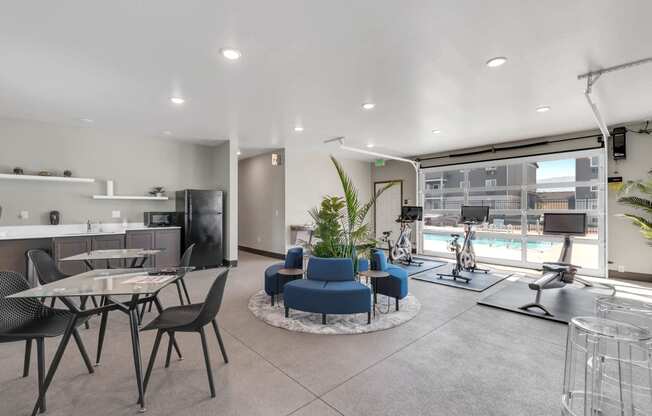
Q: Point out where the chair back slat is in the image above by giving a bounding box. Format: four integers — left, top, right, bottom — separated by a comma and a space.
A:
192, 269, 229, 327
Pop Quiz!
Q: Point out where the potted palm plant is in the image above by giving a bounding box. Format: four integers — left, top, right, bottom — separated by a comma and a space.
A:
618, 170, 652, 244
308, 156, 397, 269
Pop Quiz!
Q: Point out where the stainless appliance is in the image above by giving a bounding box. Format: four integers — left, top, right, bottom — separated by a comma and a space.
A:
176, 190, 224, 268
144, 212, 177, 227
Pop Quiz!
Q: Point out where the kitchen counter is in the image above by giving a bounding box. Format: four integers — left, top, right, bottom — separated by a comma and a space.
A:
0, 223, 181, 241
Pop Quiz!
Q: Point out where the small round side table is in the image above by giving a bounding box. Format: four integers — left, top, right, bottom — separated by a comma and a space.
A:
359, 270, 390, 317
275, 268, 304, 306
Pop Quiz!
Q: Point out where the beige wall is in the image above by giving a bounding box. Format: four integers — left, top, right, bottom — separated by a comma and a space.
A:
607, 127, 652, 275
211, 140, 238, 262
284, 149, 372, 249
0, 118, 215, 225
238, 150, 285, 254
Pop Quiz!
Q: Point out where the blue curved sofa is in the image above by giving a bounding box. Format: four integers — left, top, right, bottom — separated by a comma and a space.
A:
370, 249, 408, 311
264, 247, 303, 305
284, 256, 371, 324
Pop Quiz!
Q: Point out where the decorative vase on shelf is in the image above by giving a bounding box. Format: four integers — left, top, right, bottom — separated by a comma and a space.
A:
13, 167, 23, 175
63, 170, 72, 177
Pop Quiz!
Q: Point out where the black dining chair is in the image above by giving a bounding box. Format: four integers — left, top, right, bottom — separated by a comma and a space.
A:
27, 249, 97, 329
0, 271, 94, 412
138, 243, 195, 321
142, 268, 229, 398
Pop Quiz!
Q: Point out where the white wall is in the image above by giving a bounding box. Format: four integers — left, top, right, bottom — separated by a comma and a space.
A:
212, 140, 238, 262
0, 117, 214, 225
284, 149, 372, 248
238, 150, 285, 254
607, 128, 652, 275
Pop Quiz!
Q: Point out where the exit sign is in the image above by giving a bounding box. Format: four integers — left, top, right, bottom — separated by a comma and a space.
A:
375, 159, 386, 167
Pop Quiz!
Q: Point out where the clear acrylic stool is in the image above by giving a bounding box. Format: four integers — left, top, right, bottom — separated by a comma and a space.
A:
562, 316, 652, 416
595, 295, 652, 331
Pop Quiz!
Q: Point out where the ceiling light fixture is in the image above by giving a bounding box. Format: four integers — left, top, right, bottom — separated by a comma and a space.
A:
431, 129, 441, 134
294, 126, 304, 132
220, 48, 242, 60
361, 103, 376, 110
162, 130, 172, 135
366, 143, 375, 148
236, 150, 242, 156
170, 97, 185, 105
536, 105, 551, 113
80, 118, 94, 123
486, 56, 508, 68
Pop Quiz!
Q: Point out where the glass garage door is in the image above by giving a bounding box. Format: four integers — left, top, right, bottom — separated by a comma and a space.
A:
420, 149, 606, 276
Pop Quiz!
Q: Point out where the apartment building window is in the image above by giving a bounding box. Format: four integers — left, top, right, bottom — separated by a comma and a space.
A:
420, 149, 606, 276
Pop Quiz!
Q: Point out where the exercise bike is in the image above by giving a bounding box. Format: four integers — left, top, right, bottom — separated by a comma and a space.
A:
519, 213, 592, 317
437, 205, 489, 283
381, 206, 423, 267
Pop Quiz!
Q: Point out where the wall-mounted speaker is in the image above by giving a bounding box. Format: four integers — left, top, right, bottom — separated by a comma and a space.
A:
612, 127, 626, 160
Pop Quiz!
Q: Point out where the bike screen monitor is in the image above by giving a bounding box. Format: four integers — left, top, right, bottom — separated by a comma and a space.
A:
543, 213, 587, 236
401, 206, 423, 222
460, 205, 489, 224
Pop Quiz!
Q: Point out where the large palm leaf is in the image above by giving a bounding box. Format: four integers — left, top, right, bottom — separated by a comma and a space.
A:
618, 171, 652, 244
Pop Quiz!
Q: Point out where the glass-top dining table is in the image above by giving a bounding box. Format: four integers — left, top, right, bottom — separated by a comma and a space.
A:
8, 266, 193, 415
60, 248, 162, 270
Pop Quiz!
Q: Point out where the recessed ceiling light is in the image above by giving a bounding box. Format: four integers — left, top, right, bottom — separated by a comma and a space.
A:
170, 97, 185, 105
362, 103, 376, 110
220, 48, 242, 60
366, 143, 375, 148
80, 118, 93, 123
236, 150, 242, 156
536, 105, 551, 113
486, 56, 508, 68
294, 126, 304, 132
162, 130, 172, 135
431, 129, 441, 134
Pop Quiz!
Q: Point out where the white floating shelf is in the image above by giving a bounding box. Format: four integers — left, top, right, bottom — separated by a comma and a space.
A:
92, 195, 169, 201
0, 173, 95, 183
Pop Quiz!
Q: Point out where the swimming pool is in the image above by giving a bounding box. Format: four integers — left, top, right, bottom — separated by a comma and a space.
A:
423, 233, 554, 250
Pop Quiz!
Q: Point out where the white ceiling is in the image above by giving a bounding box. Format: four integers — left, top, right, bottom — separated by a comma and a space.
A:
1, 1, 652, 157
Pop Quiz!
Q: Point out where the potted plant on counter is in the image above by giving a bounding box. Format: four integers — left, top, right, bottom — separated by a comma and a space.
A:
308, 156, 397, 271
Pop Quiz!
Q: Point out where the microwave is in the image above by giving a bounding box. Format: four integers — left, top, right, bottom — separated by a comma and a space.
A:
144, 212, 177, 227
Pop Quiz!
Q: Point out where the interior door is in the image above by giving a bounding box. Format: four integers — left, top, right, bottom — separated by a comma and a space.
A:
374, 181, 403, 242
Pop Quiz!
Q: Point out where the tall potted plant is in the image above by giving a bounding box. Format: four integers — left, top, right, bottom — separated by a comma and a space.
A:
309, 156, 397, 268
618, 170, 652, 244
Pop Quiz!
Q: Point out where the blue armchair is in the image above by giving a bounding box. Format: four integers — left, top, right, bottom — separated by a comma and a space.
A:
284, 256, 371, 324
264, 247, 304, 305
371, 249, 408, 311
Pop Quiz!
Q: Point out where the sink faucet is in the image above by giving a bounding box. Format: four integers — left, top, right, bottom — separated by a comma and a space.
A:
87, 220, 91, 232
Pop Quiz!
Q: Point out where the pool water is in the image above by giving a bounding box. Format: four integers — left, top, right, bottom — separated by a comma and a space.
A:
423, 233, 553, 250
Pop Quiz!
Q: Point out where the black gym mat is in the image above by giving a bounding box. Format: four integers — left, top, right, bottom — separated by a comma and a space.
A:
392, 258, 446, 276
411, 268, 512, 292
477, 279, 612, 324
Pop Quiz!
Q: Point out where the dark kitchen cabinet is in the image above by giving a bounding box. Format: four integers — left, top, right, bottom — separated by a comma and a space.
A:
0, 238, 52, 286
91, 234, 125, 269
53, 236, 91, 276
125, 229, 181, 267
154, 229, 180, 267
126, 230, 155, 267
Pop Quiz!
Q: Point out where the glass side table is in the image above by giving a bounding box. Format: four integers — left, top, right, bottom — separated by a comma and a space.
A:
562, 316, 652, 416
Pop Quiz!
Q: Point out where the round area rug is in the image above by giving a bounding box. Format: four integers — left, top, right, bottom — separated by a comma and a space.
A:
248, 290, 421, 334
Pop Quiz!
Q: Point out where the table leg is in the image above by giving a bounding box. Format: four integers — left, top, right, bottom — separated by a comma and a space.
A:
373, 279, 377, 318
80, 296, 90, 329
106, 259, 111, 269
129, 258, 138, 268
84, 260, 95, 270
95, 297, 109, 366
30, 315, 78, 416
127, 305, 146, 412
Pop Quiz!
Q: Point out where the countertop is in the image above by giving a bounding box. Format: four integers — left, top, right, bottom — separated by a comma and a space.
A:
0, 223, 181, 241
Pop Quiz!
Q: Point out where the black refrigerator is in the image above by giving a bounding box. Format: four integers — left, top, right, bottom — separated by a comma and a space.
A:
176, 190, 224, 268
